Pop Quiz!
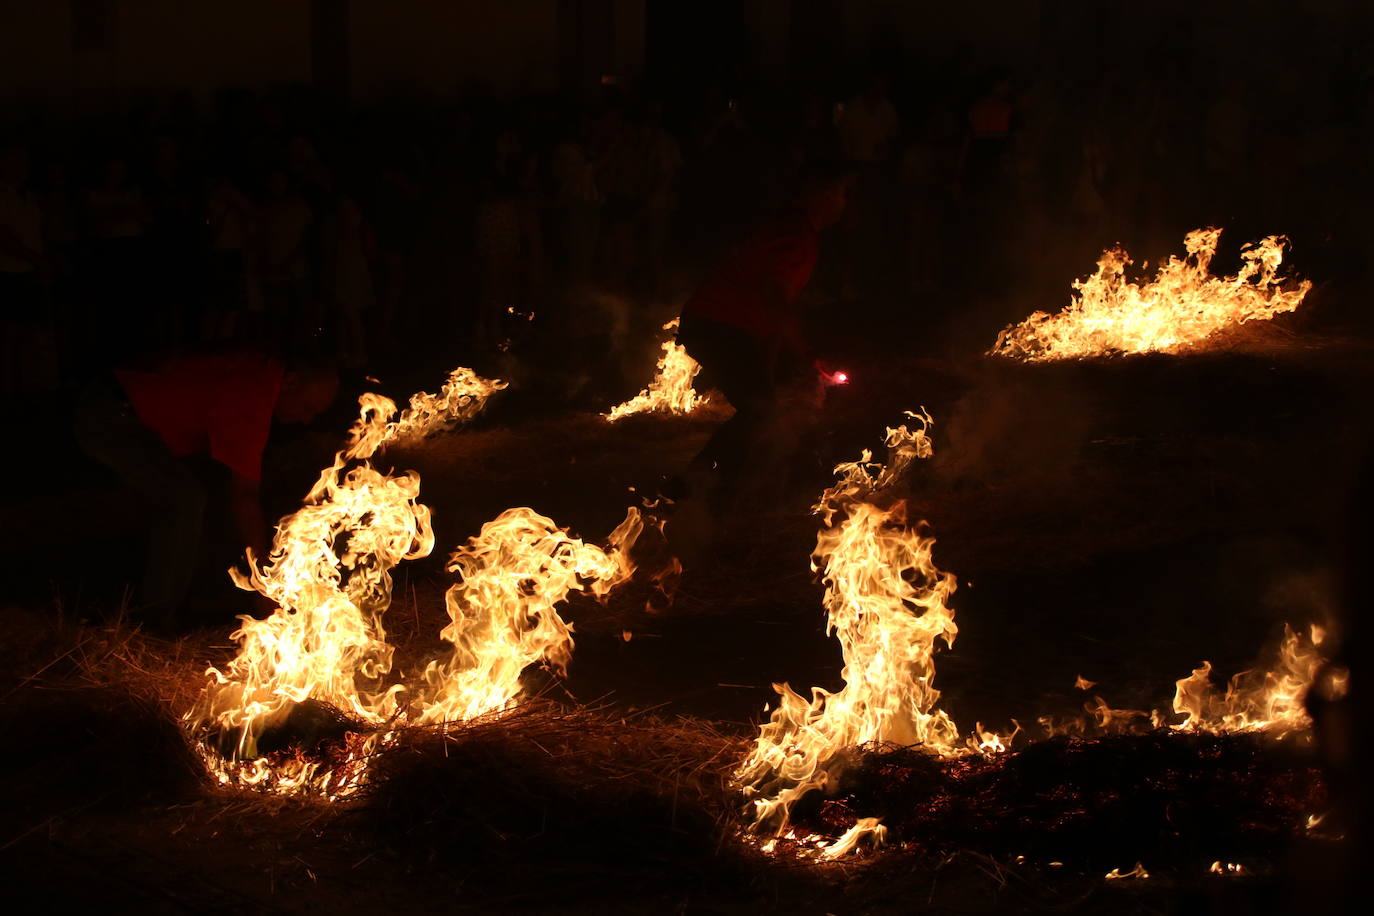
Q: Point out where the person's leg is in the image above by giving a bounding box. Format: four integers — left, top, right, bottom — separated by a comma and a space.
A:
73, 382, 206, 627
678, 319, 776, 505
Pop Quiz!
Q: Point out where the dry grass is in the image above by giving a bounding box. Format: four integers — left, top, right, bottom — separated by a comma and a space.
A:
355, 702, 749, 874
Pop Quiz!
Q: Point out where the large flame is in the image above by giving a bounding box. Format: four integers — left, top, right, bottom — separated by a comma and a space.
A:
991, 228, 1311, 361
411, 507, 647, 725
186, 367, 504, 795
737, 411, 965, 842
187, 394, 434, 795
606, 318, 709, 421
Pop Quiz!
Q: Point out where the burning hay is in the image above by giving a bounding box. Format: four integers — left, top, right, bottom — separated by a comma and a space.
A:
784, 732, 1324, 870
185, 366, 505, 795
187, 392, 436, 795
413, 506, 650, 725
736, 409, 1335, 860
378, 366, 508, 447
185, 360, 659, 794
736, 410, 976, 854
606, 318, 711, 421
991, 228, 1312, 361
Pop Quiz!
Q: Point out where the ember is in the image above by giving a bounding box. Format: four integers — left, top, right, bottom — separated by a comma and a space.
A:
783, 732, 1324, 871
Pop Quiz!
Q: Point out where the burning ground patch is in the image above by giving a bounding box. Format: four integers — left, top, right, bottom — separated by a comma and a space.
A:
779, 732, 1324, 868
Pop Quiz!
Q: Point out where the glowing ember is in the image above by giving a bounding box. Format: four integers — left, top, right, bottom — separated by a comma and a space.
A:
991, 228, 1311, 361
606, 318, 710, 421
737, 410, 971, 843
1105, 862, 1150, 880
412, 507, 647, 725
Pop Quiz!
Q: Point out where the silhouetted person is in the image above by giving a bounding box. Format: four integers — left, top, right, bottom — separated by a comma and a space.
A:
0, 139, 57, 393
73, 349, 337, 631
257, 168, 314, 354
673, 162, 853, 518
86, 154, 151, 363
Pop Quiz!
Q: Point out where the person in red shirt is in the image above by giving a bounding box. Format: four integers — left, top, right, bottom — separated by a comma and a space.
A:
674, 161, 852, 513
73, 349, 337, 630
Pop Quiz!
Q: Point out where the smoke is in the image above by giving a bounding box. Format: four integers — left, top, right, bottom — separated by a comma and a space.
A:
931, 363, 1101, 490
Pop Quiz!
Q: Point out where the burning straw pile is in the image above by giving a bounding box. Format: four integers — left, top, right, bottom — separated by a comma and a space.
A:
790, 731, 1323, 870
732, 407, 1335, 874
991, 228, 1312, 361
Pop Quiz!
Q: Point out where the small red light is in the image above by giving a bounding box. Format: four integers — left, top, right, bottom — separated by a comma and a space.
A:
835, 372, 849, 384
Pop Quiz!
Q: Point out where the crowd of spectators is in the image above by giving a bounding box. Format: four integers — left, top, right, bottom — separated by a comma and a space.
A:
4, 54, 1373, 397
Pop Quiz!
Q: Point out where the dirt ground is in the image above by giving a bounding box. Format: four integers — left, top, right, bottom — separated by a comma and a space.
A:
0, 313, 1367, 912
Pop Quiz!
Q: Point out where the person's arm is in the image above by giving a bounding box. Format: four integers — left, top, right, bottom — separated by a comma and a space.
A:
228, 470, 270, 564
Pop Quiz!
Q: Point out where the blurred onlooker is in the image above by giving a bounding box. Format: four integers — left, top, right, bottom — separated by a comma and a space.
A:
789, 94, 841, 170
551, 114, 603, 293
86, 154, 151, 362
34, 158, 79, 376
1202, 78, 1252, 219
639, 99, 683, 303
145, 136, 199, 347
257, 168, 314, 354
963, 74, 1015, 193
373, 158, 423, 355
0, 139, 58, 393
900, 111, 963, 297
837, 75, 900, 166
316, 169, 375, 369
596, 105, 647, 298
472, 171, 522, 350
835, 74, 900, 299
203, 173, 259, 342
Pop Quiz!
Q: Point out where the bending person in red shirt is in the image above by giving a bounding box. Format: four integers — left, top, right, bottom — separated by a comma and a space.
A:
675, 161, 852, 513
73, 349, 338, 630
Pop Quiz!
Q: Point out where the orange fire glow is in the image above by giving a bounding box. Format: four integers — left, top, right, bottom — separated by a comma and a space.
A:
186, 367, 505, 795
991, 228, 1311, 361
737, 411, 974, 852
411, 507, 648, 725
606, 318, 710, 421
187, 393, 434, 795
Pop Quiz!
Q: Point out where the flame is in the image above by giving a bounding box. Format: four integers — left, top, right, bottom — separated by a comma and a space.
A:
819, 817, 887, 859
377, 366, 507, 446
1170, 623, 1326, 735
187, 394, 434, 793
186, 367, 505, 794
1105, 862, 1150, 880
737, 411, 970, 836
1210, 861, 1247, 876
991, 228, 1311, 361
606, 319, 710, 421
412, 507, 647, 725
